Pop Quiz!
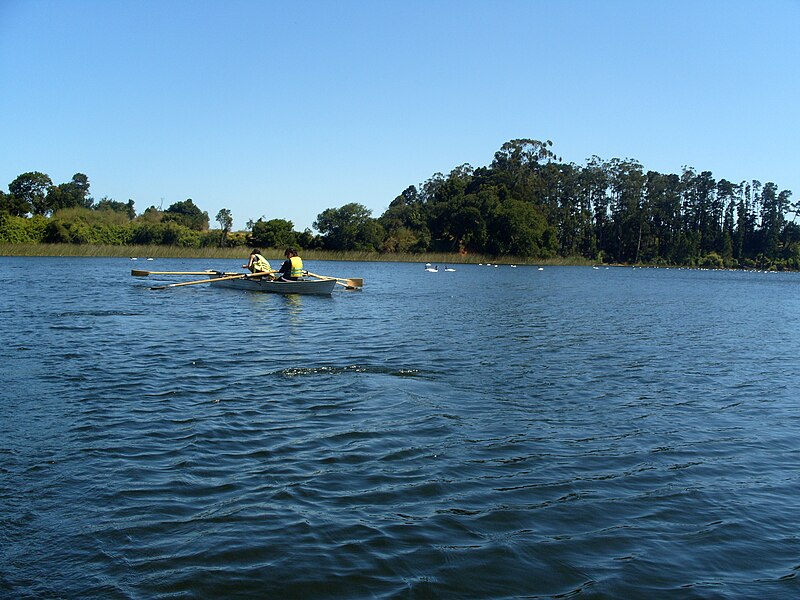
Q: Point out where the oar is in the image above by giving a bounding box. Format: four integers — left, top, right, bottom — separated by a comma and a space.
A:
149, 271, 272, 290
132, 269, 216, 277
304, 271, 363, 289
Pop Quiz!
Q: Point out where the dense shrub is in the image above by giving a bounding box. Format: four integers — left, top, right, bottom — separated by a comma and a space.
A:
0, 214, 48, 243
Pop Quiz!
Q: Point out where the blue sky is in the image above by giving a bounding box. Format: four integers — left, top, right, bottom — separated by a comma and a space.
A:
2, 0, 798, 231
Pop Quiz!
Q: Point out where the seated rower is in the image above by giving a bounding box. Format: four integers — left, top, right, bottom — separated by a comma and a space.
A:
243, 248, 274, 278
277, 246, 303, 281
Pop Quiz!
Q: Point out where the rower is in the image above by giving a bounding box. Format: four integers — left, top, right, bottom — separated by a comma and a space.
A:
277, 247, 304, 281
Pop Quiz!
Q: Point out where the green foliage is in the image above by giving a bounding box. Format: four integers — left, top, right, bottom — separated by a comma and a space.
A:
0, 189, 31, 217
2, 140, 796, 269
162, 199, 209, 231
215, 208, 233, 247
8, 172, 52, 215
315, 203, 383, 251
47, 173, 93, 211
699, 252, 725, 269
95, 197, 136, 219
0, 214, 48, 242
488, 200, 555, 257
250, 218, 297, 249
42, 208, 133, 244
225, 231, 249, 247
139, 206, 164, 223
382, 226, 424, 253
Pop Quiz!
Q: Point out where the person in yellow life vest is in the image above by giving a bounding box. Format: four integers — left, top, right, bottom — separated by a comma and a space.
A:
277, 246, 303, 281
243, 248, 273, 276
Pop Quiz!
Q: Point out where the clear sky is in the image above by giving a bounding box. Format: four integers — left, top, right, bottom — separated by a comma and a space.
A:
2, 0, 798, 232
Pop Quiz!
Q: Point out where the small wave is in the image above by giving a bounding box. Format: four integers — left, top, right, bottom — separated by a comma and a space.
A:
276, 365, 423, 378
57, 310, 145, 317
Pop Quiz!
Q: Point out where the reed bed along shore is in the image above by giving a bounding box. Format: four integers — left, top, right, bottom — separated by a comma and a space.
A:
0, 243, 595, 266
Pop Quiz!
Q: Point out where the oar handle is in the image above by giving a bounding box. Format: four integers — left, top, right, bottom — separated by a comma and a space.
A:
132, 270, 216, 277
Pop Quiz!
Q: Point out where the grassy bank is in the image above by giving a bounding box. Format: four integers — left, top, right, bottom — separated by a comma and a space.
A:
0, 243, 596, 266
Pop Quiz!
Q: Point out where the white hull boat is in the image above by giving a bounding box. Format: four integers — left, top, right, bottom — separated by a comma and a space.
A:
209, 273, 338, 295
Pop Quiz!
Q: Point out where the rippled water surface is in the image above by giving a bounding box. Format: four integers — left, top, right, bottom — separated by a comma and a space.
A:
2, 257, 800, 598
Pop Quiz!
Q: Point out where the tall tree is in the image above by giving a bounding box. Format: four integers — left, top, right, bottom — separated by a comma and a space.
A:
163, 199, 209, 230
9, 172, 53, 215
0, 189, 30, 216
249, 218, 296, 249
314, 203, 382, 251
379, 185, 430, 252
47, 173, 93, 211
215, 208, 233, 246
606, 158, 645, 263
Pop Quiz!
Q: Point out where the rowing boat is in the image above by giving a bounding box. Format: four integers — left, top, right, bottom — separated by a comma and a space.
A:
209, 272, 338, 295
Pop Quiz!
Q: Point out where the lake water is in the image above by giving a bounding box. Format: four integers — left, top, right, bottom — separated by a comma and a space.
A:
2, 256, 799, 598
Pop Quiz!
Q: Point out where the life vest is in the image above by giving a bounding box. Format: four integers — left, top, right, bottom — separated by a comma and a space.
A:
253, 254, 271, 272
289, 255, 303, 278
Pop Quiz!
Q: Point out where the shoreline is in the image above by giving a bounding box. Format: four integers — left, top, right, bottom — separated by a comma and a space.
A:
0, 242, 594, 267
1, 242, 789, 271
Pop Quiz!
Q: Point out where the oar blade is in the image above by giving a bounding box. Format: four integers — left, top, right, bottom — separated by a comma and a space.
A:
305, 271, 363, 289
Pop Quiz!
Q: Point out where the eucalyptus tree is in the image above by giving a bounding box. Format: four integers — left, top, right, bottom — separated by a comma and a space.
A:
579, 156, 610, 259
739, 181, 760, 258
685, 169, 718, 255
491, 139, 558, 206
643, 172, 677, 263
717, 179, 738, 262
734, 193, 748, 261
606, 158, 645, 263
758, 183, 790, 258
550, 162, 584, 257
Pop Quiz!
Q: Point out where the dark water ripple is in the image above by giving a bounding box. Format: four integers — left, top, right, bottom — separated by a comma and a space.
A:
2, 258, 800, 598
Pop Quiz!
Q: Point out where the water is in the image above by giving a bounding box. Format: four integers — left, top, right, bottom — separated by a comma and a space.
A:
2, 257, 799, 598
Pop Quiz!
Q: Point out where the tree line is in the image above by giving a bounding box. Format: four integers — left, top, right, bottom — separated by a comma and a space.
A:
1, 139, 796, 269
